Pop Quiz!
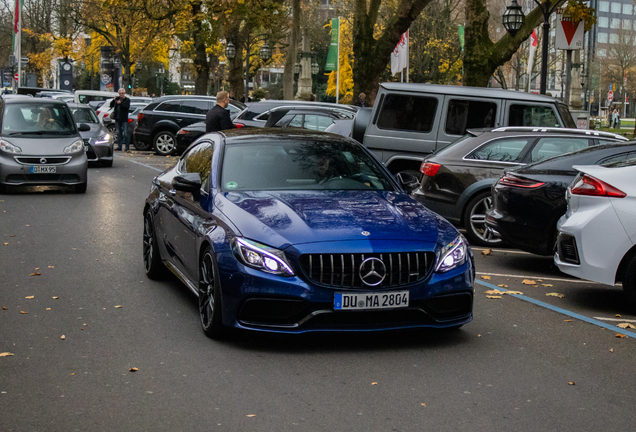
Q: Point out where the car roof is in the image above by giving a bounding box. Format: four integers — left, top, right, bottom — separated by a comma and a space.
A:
66, 103, 92, 108
380, 83, 562, 103
244, 100, 358, 113
4, 97, 67, 105
487, 127, 628, 140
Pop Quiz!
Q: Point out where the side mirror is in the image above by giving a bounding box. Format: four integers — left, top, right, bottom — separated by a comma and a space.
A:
78, 123, 91, 132
172, 173, 202, 196
396, 172, 420, 193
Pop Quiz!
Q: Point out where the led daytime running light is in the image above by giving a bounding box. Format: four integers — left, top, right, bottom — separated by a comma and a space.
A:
435, 235, 468, 272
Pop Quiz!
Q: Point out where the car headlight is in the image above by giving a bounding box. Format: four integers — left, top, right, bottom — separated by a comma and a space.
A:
94, 133, 111, 145
435, 235, 469, 272
233, 238, 295, 276
0, 139, 21, 154
63, 139, 84, 154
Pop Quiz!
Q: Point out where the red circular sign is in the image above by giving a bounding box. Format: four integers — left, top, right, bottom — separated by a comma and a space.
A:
14, 73, 18, 81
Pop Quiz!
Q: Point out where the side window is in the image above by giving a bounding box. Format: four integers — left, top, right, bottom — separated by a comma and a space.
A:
531, 138, 591, 162
557, 104, 577, 128
599, 151, 636, 166
377, 94, 438, 132
304, 115, 333, 131
182, 142, 214, 190
509, 105, 560, 127
470, 138, 532, 162
288, 115, 304, 128
274, 114, 295, 127
445, 100, 497, 135
180, 100, 209, 115
156, 101, 182, 112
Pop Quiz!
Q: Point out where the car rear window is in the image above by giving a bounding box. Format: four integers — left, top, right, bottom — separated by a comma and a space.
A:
600, 151, 636, 167
530, 138, 591, 162
376, 95, 437, 132
469, 138, 532, 162
445, 100, 497, 135
509, 105, 560, 127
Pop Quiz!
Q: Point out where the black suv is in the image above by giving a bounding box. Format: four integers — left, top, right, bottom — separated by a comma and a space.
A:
133, 95, 246, 155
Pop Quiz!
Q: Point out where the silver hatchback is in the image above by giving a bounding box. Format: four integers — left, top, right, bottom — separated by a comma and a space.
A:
0, 97, 89, 193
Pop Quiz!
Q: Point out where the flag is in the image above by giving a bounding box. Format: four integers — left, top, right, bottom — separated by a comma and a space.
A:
12, 0, 22, 53
391, 31, 408, 76
458, 25, 465, 52
325, 18, 339, 71
526, 29, 538, 92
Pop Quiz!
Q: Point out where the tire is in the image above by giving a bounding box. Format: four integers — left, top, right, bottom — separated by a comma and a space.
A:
0, 183, 6, 194
462, 191, 503, 247
143, 210, 168, 280
153, 131, 177, 156
134, 139, 153, 151
102, 159, 113, 167
398, 169, 423, 182
108, 124, 117, 143
74, 182, 87, 193
622, 254, 636, 308
199, 247, 225, 339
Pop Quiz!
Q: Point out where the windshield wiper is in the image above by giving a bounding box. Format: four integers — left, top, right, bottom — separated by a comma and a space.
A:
8, 131, 43, 135
45, 131, 74, 135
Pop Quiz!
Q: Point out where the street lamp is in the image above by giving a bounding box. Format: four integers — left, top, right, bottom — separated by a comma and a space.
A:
311, 61, 319, 75
505, 0, 560, 95
225, 42, 236, 61
225, 35, 271, 102
502, 0, 525, 37
294, 62, 301, 74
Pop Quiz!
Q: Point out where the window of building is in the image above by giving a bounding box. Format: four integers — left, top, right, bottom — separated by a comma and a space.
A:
599, 1, 609, 11
610, 33, 619, 43
598, 32, 608, 43
611, 2, 621, 13
611, 18, 620, 28
598, 17, 609, 27
623, 19, 631, 29
598, 49, 607, 57
623, 3, 632, 14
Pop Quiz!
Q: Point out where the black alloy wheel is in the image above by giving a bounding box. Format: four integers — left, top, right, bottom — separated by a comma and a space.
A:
154, 131, 177, 156
143, 210, 167, 279
134, 139, 152, 151
199, 248, 225, 338
463, 191, 503, 247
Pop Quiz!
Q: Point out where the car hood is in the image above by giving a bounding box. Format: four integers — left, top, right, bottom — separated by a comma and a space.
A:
2, 135, 82, 155
216, 190, 456, 249
78, 123, 107, 138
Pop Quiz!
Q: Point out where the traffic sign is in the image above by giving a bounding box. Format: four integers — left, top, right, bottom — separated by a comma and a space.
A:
608, 90, 614, 102
14, 73, 18, 81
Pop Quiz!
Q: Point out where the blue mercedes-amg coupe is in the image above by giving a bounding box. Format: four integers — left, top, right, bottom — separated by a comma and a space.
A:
143, 129, 474, 338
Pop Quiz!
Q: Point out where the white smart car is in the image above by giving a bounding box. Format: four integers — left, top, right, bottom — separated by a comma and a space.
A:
555, 159, 636, 305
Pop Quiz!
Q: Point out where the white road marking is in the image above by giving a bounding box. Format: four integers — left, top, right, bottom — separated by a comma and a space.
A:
593, 317, 636, 323
476, 272, 602, 284
473, 247, 533, 255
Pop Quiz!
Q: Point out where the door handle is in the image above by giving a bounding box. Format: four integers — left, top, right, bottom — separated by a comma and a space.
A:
169, 189, 176, 196
176, 118, 183, 122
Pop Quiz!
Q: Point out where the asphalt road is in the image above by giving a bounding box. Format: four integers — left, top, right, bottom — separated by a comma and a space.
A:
2, 152, 636, 431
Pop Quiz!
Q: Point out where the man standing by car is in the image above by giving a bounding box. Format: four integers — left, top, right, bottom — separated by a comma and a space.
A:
110, 88, 131, 151
206, 91, 237, 133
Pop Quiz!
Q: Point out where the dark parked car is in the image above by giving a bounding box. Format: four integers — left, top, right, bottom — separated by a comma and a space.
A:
143, 129, 475, 338
485, 140, 636, 255
233, 100, 358, 128
411, 127, 627, 246
134, 96, 246, 156
264, 106, 356, 131
175, 120, 243, 155
68, 103, 114, 167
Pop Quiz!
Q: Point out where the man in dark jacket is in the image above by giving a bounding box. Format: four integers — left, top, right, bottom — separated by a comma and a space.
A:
109, 88, 131, 151
206, 91, 237, 133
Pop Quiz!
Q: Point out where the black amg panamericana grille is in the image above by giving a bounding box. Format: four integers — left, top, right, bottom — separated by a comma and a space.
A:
300, 252, 436, 289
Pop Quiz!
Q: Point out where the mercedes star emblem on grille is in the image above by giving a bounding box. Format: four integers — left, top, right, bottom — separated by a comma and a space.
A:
361, 231, 370, 236
359, 257, 386, 286
40, 158, 47, 164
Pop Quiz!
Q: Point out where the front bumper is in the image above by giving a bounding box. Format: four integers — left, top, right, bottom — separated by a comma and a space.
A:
83, 140, 113, 162
0, 152, 88, 186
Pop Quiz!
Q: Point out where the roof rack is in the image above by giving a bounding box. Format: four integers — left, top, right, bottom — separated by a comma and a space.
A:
491, 126, 629, 140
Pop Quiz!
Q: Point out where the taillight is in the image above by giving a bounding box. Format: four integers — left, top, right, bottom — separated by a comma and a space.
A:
234, 123, 244, 128
420, 162, 441, 176
127, 118, 133, 123
96, 110, 101, 115
570, 174, 626, 198
498, 173, 545, 188
137, 113, 145, 122
177, 129, 190, 135
104, 113, 110, 119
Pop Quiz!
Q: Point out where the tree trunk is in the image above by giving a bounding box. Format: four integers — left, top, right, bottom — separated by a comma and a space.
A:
283, 0, 300, 100
191, 0, 210, 95
228, 37, 244, 100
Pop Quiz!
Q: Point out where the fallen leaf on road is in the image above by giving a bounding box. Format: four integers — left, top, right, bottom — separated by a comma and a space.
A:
246, 414, 256, 417
481, 249, 492, 256
25, 296, 34, 299
2, 306, 6, 310
48, 266, 54, 269
129, 367, 138, 372
60, 335, 65, 340
3, 243, 7, 245
46, 308, 50, 310
115, 305, 122, 308
610, 348, 614, 353
568, 382, 575, 385
616, 334, 627, 338
478, 334, 482, 337
615, 314, 622, 317
542, 284, 553, 287
421, 403, 427, 407
30, 272, 41, 276
52, 296, 58, 299
564, 320, 573, 322
481, 275, 491, 280
20, 311, 27, 314
487, 295, 503, 299
522, 279, 536, 285
10, 235, 15, 237
546, 293, 565, 298
371, 382, 378, 385
617, 323, 636, 329
498, 284, 508, 288
71, 373, 75, 375
35, 267, 39, 270
25, 224, 29, 226
0, 352, 15, 357
507, 290, 523, 295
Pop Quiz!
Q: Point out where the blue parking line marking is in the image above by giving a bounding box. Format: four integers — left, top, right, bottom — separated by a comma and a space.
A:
115, 155, 163, 172
476, 279, 636, 339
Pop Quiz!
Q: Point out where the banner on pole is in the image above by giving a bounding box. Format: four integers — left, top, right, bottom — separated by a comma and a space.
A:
391, 31, 409, 76
458, 25, 464, 51
526, 29, 538, 92
325, 18, 339, 71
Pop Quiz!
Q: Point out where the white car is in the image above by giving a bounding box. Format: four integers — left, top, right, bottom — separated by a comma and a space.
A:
555, 160, 636, 305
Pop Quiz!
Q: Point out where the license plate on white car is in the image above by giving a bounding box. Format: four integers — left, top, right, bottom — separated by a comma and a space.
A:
334, 291, 409, 310
31, 166, 56, 173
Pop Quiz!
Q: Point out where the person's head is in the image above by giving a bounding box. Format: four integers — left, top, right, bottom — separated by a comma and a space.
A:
359, 92, 366, 101
314, 156, 331, 178
39, 107, 51, 125
118, 88, 126, 98
216, 90, 230, 108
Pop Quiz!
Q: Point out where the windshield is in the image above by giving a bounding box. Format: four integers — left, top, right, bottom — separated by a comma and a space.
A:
221, 140, 395, 191
2, 103, 76, 134
71, 107, 99, 124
